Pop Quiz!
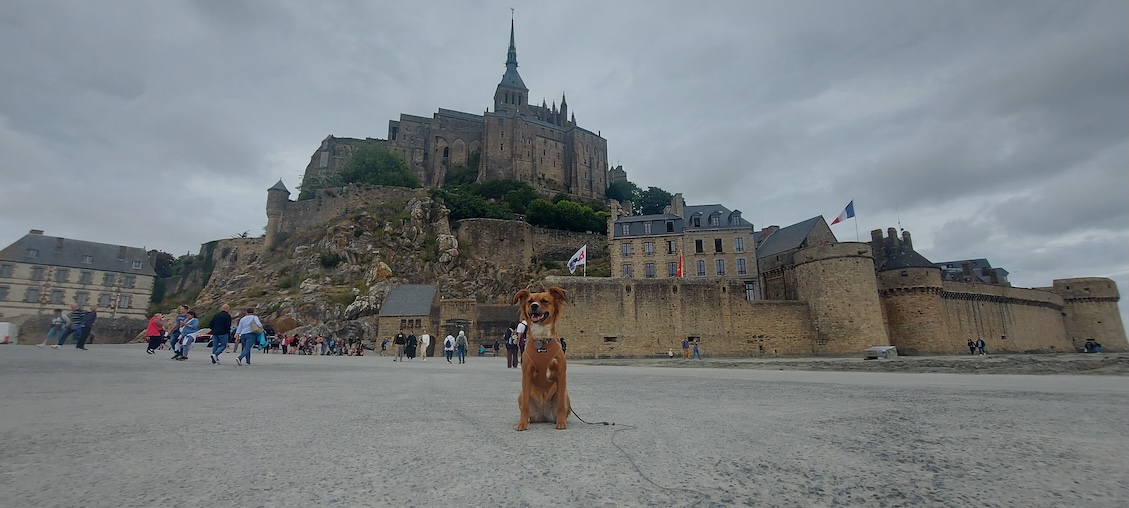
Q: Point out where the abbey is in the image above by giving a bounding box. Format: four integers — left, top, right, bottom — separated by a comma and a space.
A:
302, 19, 611, 200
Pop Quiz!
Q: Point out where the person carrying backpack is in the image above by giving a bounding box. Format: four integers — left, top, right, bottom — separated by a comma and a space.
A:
443, 333, 456, 363
505, 321, 520, 368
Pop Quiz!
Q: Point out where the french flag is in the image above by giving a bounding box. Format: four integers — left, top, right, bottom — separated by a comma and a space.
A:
831, 200, 855, 225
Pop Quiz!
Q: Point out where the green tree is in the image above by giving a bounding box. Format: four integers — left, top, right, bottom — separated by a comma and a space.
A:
338, 145, 420, 189
605, 180, 640, 204
637, 186, 673, 215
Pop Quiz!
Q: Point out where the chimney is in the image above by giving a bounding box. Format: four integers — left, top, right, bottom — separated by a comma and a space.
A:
54, 237, 64, 253
989, 269, 1000, 284
887, 227, 898, 241
29, 229, 44, 235
961, 261, 973, 276
117, 246, 127, 260
870, 229, 883, 243
901, 230, 912, 250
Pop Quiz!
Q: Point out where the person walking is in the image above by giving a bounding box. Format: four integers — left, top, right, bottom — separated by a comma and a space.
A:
405, 332, 418, 360
504, 322, 519, 368
419, 331, 431, 361
560, 337, 567, 355
235, 308, 263, 366
380, 338, 389, 356
169, 305, 188, 352
682, 338, 691, 359
455, 330, 469, 364
691, 339, 702, 360
976, 338, 987, 356
393, 331, 406, 362
37, 308, 70, 348
515, 320, 527, 366
144, 312, 164, 354
443, 333, 455, 363
53, 304, 85, 348
967, 338, 976, 355
74, 305, 97, 350
173, 311, 198, 360
208, 304, 233, 364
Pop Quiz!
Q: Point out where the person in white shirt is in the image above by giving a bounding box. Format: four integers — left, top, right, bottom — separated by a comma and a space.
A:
443, 333, 456, 363
418, 331, 431, 361
234, 308, 263, 366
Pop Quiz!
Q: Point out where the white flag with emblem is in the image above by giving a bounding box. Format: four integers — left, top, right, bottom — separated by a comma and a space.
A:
567, 245, 587, 274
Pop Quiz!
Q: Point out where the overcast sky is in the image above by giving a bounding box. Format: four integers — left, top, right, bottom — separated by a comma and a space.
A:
2, 0, 1126, 329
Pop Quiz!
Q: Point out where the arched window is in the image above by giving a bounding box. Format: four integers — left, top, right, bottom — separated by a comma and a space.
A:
443, 147, 449, 159
505, 93, 510, 104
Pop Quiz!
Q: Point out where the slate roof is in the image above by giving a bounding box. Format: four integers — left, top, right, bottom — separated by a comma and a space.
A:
437, 108, 484, 122
269, 179, 289, 192
0, 231, 157, 276
682, 205, 752, 229
499, 66, 527, 91
756, 217, 823, 258
378, 284, 438, 317
876, 247, 935, 271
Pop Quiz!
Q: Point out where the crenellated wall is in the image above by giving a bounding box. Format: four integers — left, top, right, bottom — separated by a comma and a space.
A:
1052, 278, 1127, 352
878, 267, 949, 355
940, 281, 1072, 353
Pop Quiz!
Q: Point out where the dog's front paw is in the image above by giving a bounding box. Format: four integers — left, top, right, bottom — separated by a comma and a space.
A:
515, 420, 529, 431
555, 420, 568, 430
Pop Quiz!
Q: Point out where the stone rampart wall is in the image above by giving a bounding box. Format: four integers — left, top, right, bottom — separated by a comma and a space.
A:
940, 281, 1072, 353
277, 185, 427, 236
456, 219, 606, 270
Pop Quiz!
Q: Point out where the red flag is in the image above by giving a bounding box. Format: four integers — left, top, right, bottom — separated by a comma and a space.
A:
677, 249, 684, 278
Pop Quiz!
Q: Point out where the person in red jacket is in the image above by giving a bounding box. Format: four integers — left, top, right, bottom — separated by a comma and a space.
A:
145, 313, 165, 354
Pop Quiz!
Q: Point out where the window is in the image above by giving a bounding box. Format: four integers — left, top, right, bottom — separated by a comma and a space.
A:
745, 281, 757, 301
621, 243, 633, 257
50, 289, 64, 304
124, 275, 136, 289
75, 291, 89, 306
643, 222, 652, 235
668, 262, 678, 277
666, 221, 674, 233
735, 237, 745, 253
696, 260, 706, 277
692, 216, 701, 227
132, 260, 143, 270
98, 293, 112, 306
716, 259, 726, 276
710, 215, 720, 227
26, 248, 39, 258
0, 286, 8, 301
119, 294, 132, 308
695, 240, 703, 253
667, 240, 677, 254
31, 266, 46, 281
81, 255, 93, 264
55, 269, 69, 283
79, 271, 93, 284
622, 264, 633, 277
737, 258, 747, 275
644, 242, 654, 256
621, 223, 630, 236
714, 239, 723, 253
443, 147, 449, 158
102, 273, 116, 286
645, 263, 656, 278
0, 264, 12, 278
25, 287, 40, 303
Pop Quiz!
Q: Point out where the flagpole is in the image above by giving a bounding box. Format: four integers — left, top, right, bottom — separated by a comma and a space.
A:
854, 215, 859, 242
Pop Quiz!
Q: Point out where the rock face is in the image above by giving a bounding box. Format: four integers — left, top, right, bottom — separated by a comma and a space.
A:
188, 197, 587, 341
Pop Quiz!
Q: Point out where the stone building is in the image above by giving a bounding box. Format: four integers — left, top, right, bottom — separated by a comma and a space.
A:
935, 258, 1010, 285
301, 19, 613, 201
0, 230, 156, 320
756, 216, 837, 300
607, 193, 760, 298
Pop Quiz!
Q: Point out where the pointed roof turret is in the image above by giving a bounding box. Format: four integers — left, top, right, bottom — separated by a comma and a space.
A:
268, 179, 289, 193
561, 93, 567, 107
498, 16, 527, 91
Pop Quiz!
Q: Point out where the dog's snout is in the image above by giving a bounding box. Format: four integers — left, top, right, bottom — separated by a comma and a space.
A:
530, 302, 540, 311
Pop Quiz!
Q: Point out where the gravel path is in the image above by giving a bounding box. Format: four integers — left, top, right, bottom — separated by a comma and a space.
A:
1, 345, 1126, 507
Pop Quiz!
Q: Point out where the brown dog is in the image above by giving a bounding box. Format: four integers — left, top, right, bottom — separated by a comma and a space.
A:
512, 287, 570, 430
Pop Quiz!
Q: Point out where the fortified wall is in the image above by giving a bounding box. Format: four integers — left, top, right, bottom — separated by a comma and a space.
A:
456, 219, 607, 271
266, 184, 427, 249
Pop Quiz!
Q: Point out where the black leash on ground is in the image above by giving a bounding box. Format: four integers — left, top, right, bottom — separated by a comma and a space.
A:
569, 407, 710, 507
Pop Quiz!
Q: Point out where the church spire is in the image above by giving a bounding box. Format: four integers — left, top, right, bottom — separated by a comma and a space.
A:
506, 13, 518, 68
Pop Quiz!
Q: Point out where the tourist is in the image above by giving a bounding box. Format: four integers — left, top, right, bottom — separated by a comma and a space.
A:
682, 338, 691, 359
144, 312, 164, 354
691, 339, 702, 360
515, 320, 527, 365
173, 310, 198, 360
560, 337, 567, 355
976, 338, 987, 356
169, 305, 188, 352
505, 322, 519, 368
37, 308, 70, 348
52, 304, 84, 347
380, 338, 389, 356
405, 332, 417, 360
443, 333, 455, 363
393, 331, 406, 362
455, 330, 469, 364
208, 304, 232, 364
967, 339, 976, 355
74, 305, 98, 350
419, 331, 431, 361
493, 339, 500, 357
1084, 339, 1103, 353
235, 308, 263, 366
281, 335, 290, 355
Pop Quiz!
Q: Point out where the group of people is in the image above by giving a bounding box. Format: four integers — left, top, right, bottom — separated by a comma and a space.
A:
36, 304, 98, 350
379, 329, 479, 364
273, 335, 366, 356
143, 304, 263, 366
680, 338, 703, 360
966, 338, 988, 355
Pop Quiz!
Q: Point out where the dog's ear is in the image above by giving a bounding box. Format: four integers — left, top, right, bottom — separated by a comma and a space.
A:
548, 287, 567, 304
512, 289, 531, 305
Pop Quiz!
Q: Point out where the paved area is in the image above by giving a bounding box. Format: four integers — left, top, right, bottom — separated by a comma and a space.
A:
1, 344, 1127, 507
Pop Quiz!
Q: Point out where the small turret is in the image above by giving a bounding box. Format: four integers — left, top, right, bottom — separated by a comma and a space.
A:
265, 179, 291, 250
560, 93, 568, 126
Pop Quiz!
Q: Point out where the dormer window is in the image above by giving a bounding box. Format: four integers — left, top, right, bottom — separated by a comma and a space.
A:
131, 260, 142, 270
81, 255, 93, 264
709, 215, 720, 227
26, 248, 39, 258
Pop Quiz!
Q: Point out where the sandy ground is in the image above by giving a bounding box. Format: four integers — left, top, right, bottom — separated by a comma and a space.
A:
1, 345, 1127, 507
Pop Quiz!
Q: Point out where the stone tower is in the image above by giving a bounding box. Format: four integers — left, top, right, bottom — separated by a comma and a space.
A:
265, 179, 290, 250
1052, 277, 1128, 352
793, 242, 889, 354
871, 228, 949, 355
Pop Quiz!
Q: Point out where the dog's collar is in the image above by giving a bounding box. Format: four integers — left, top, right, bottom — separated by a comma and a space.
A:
530, 337, 560, 354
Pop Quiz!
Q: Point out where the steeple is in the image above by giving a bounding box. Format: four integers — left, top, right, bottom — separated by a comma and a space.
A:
506, 17, 518, 68
494, 14, 527, 113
